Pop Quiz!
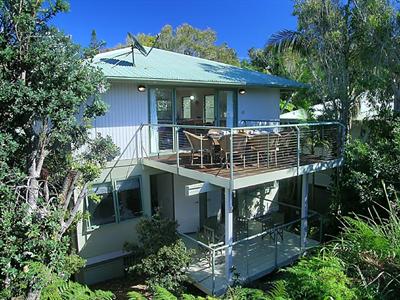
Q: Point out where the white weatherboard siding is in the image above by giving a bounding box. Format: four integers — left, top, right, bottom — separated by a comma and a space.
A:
237, 88, 280, 123
93, 81, 148, 160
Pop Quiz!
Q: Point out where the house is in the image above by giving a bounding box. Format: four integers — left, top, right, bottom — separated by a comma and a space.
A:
75, 46, 344, 295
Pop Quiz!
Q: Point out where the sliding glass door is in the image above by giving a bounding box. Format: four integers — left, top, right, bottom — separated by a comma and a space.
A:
149, 87, 237, 154
149, 88, 174, 152
218, 90, 235, 127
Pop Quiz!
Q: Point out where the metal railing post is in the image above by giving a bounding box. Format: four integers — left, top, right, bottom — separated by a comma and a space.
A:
295, 126, 300, 175
230, 128, 234, 181
135, 127, 139, 162
211, 249, 216, 295
176, 126, 180, 172
140, 125, 144, 162
274, 228, 278, 268
200, 133, 203, 168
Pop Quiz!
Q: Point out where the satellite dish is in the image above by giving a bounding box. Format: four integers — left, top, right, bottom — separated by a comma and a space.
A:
100, 32, 160, 68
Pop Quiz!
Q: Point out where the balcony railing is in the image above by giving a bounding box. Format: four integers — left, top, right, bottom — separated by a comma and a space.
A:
179, 200, 323, 296
139, 122, 344, 180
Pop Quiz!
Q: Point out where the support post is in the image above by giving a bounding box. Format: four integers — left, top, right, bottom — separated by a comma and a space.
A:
301, 173, 309, 252
295, 126, 300, 176
175, 127, 180, 172
224, 188, 233, 283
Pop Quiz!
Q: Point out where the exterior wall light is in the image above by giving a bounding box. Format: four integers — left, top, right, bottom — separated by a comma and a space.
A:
138, 85, 146, 92
239, 89, 246, 95
189, 95, 195, 100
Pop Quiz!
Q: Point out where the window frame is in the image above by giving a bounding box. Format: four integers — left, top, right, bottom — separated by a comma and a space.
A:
85, 176, 144, 232
203, 94, 215, 124
182, 96, 192, 119
114, 176, 144, 222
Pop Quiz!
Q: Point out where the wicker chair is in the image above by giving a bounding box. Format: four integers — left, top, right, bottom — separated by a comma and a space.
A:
183, 131, 214, 168
219, 134, 248, 169
248, 133, 280, 168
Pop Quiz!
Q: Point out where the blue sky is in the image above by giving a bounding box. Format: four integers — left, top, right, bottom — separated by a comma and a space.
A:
53, 0, 297, 59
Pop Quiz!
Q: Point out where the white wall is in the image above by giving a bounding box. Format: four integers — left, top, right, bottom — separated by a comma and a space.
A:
237, 88, 280, 123
93, 81, 149, 160
173, 175, 200, 233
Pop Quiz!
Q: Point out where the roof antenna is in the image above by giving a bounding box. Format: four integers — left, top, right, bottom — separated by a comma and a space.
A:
98, 33, 159, 68
124, 32, 160, 67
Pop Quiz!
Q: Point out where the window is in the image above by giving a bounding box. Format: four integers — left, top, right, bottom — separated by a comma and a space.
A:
86, 177, 142, 230
116, 178, 142, 221
155, 89, 173, 123
204, 95, 215, 123
182, 97, 191, 119
87, 184, 115, 227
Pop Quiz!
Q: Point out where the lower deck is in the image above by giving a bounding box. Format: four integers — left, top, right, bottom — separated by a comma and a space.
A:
183, 231, 319, 295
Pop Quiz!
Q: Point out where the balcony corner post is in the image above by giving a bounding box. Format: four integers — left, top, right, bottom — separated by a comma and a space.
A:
224, 188, 234, 284
295, 126, 300, 176
301, 173, 309, 252
175, 126, 180, 172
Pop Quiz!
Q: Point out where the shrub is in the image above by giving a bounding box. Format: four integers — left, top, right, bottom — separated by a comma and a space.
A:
125, 215, 193, 293
282, 254, 357, 300
134, 240, 192, 293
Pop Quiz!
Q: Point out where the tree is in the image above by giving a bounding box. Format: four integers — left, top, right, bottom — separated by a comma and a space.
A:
267, 0, 400, 137
332, 110, 400, 217
133, 24, 240, 66
241, 46, 315, 113
0, 1, 118, 299
85, 29, 105, 58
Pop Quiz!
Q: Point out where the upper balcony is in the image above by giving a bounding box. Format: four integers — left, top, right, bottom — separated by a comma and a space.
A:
137, 121, 344, 189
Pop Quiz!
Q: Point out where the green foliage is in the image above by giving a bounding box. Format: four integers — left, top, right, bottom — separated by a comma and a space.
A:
225, 287, 269, 300
333, 111, 400, 217
283, 254, 357, 300
243, 46, 314, 113
225, 283, 289, 300
127, 290, 147, 300
0, 0, 117, 298
267, 0, 400, 133
135, 240, 192, 293
125, 215, 193, 293
152, 286, 178, 300
133, 24, 239, 66
134, 214, 180, 255
41, 280, 115, 300
330, 187, 400, 298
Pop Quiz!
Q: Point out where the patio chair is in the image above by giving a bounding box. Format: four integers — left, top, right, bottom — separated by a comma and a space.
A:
248, 133, 280, 168
219, 134, 248, 169
198, 226, 224, 267
278, 129, 296, 161
261, 212, 285, 242
183, 131, 214, 168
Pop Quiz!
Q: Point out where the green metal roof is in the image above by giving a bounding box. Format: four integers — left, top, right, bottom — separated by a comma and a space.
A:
92, 47, 305, 89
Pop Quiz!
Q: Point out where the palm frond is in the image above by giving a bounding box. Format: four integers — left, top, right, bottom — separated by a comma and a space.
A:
267, 29, 306, 54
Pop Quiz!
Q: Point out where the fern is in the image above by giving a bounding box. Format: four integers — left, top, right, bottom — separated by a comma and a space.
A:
265, 281, 289, 300
152, 285, 177, 300
41, 280, 115, 300
127, 290, 147, 300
